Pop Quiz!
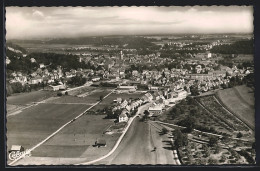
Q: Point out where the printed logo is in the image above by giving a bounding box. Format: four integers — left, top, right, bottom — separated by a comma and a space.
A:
9, 150, 31, 161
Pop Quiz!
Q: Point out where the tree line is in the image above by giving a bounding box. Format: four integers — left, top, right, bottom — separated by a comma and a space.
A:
211, 39, 253, 54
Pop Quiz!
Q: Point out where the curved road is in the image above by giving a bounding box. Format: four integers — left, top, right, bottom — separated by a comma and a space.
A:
95, 117, 176, 165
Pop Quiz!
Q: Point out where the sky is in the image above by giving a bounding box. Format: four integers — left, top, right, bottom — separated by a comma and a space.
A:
6, 6, 253, 40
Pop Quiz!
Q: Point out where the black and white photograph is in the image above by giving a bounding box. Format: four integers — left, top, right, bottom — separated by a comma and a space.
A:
4, 6, 255, 166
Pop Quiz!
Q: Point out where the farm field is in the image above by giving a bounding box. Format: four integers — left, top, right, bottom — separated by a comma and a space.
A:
81, 88, 114, 103
67, 86, 97, 96
6, 103, 92, 153
216, 85, 255, 130
45, 95, 95, 104
7, 90, 55, 106
32, 115, 117, 158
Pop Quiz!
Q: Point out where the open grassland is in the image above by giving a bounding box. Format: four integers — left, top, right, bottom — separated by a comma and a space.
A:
45, 95, 94, 104
216, 85, 255, 130
32, 115, 118, 159
68, 86, 97, 96
81, 88, 113, 103
7, 90, 55, 106
7, 103, 92, 152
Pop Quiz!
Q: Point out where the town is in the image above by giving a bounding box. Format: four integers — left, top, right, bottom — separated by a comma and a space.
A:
5, 6, 255, 166
6, 34, 255, 165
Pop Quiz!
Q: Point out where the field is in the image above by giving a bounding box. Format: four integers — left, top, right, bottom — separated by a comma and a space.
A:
32, 115, 117, 158
216, 85, 255, 130
6, 103, 92, 152
45, 96, 95, 104
7, 90, 55, 106
6, 87, 124, 164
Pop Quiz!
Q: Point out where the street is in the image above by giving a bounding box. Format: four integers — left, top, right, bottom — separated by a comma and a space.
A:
96, 115, 176, 165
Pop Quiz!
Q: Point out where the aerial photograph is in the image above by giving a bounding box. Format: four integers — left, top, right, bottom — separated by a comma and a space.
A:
5, 6, 255, 165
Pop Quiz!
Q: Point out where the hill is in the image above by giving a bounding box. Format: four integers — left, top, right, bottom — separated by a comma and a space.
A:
216, 85, 255, 130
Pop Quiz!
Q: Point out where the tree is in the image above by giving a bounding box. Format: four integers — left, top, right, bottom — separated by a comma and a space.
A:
195, 151, 202, 158
220, 154, 227, 162
208, 158, 217, 165
68, 75, 86, 86
173, 129, 188, 147
141, 110, 149, 121
187, 96, 194, 105
190, 108, 198, 116
203, 145, 210, 157
10, 82, 24, 93
6, 83, 14, 96
214, 145, 222, 154
237, 132, 243, 138
161, 128, 169, 135
190, 85, 199, 96
177, 115, 197, 133
208, 136, 218, 147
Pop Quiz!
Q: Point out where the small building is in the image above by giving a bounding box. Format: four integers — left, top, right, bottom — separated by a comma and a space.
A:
116, 97, 122, 103
39, 63, 45, 69
92, 77, 101, 82
10, 145, 24, 153
149, 86, 159, 91
117, 85, 137, 91
119, 113, 128, 123
46, 84, 66, 91
148, 105, 163, 114
95, 139, 106, 147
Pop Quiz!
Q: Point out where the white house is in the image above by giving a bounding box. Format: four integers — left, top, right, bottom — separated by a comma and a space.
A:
46, 84, 66, 91
39, 63, 45, 68
148, 105, 163, 114
92, 77, 101, 82
119, 112, 128, 123
30, 58, 36, 63
149, 86, 159, 91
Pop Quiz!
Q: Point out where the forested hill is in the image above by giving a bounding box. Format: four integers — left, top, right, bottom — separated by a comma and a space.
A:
6, 49, 87, 74
6, 42, 27, 54
47, 36, 160, 49
211, 39, 253, 54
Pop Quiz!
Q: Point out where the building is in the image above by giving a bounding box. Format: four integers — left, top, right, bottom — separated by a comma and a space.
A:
117, 85, 137, 91
92, 77, 101, 82
30, 58, 36, 63
142, 93, 153, 102
116, 97, 122, 103
39, 63, 45, 69
6, 57, 11, 65
120, 100, 128, 108
119, 112, 128, 123
207, 52, 212, 58
120, 50, 124, 60
46, 84, 66, 91
29, 76, 43, 84
148, 105, 163, 114
149, 86, 159, 91
95, 139, 106, 147
176, 90, 188, 99
9, 145, 24, 153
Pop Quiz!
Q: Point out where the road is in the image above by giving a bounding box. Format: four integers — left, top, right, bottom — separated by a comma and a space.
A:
95, 116, 176, 164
